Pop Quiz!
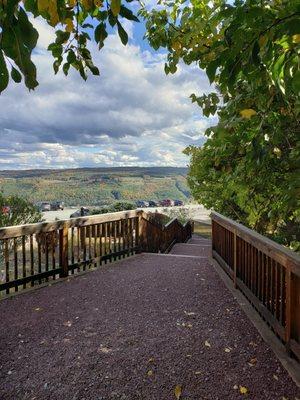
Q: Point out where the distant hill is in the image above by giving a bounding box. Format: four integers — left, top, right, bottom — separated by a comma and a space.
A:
0, 167, 191, 206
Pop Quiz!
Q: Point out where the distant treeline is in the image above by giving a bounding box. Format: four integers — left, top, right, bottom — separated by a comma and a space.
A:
0, 167, 191, 207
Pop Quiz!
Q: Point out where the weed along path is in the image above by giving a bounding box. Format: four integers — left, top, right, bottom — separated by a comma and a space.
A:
0, 237, 299, 400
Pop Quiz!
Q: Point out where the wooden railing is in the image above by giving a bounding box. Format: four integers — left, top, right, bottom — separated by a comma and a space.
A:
211, 211, 300, 361
0, 210, 192, 296
139, 213, 193, 253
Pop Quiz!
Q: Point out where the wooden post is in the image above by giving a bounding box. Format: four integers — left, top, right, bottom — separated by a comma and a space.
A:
285, 264, 300, 356
59, 225, 69, 278
136, 211, 145, 253
285, 264, 292, 354
233, 229, 237, 288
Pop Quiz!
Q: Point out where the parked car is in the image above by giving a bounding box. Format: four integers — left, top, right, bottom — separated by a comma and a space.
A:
174, 200, 184, 206
159, 199, 172, 207
70, 207, 90, 218
51, 201, 64, 211
148, 200, 159, 207
136, 200, 149, 208
40, 202, 51, 212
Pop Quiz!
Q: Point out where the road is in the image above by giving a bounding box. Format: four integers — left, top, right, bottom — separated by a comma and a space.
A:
42, 204, 211, 223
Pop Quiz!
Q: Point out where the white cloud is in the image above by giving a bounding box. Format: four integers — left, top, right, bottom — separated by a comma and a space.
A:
0, 19, 215, 169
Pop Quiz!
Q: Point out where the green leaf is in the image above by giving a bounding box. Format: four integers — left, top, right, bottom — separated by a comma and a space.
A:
117, 21, 128, 45
120, 5, 139, 22
0, 51, 9, 93
94, 22, 108, 48
86, 60, 100, 75
18, 8, 39, 50
292, 70, 300, 93
206, 59, 219, 84
2, 26, 38, 90
67, 49, 76, 63
11, 66, 22, 83
62, 62, 70, 76
110, 0, 121, 16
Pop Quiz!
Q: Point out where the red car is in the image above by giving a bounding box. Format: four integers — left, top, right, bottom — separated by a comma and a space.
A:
159, 199, 173, 207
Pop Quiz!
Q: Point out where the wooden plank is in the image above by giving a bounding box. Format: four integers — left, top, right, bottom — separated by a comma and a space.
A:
0, 267, 62, 291
77, 226, 81, 272
4, 239, 9, 294
30, 235, 34, 286
233, 231, 237, 288
71, 227, 75, 274
13, 238, 18, 292
38, 240, 42, 284
22, 236, 26, 288
113, 221, 117, 261
67, 247, 139, 272
59, 227, 69, 278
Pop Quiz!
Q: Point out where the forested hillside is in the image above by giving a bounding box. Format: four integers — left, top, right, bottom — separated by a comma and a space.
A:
0, 167, 190, 206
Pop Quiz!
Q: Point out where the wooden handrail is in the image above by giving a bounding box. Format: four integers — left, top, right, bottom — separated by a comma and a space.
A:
0, 210, 139, 240
0, 210, 193, 296
212, 211, 300, 275
211, 211, 300, 361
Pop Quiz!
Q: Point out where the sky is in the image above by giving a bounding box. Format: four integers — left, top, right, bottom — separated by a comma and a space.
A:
0, 8, 216, 170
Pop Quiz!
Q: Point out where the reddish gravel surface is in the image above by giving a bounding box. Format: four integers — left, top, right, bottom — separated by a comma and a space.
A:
170, 243, 211, 257
0, 241, 299, 400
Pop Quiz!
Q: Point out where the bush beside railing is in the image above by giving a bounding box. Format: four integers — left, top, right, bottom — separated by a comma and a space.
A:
0, 210, 193, 296
211, 211, 300, 361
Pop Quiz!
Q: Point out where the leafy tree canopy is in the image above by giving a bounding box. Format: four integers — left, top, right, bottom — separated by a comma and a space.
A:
0, 0, 139, 92
140, 0, 300, 247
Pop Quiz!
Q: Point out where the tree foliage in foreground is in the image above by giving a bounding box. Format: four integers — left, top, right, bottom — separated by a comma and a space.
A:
0, 0, 139, 92
0, 193, 42, 227
142, 0, 300, 249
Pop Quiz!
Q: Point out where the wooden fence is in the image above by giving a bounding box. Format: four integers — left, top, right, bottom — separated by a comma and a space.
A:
0, 210, 192, 296
211, 211, 300, 360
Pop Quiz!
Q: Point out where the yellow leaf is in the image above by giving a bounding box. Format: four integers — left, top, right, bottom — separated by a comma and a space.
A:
37, 0, 49, 12
248, 357, 257, 367
147, 370, 153, 376
110, 0, 121, 16
94, 0, 102, 6
65, 18, 74, 33
224, 347, 231, 353
204, 340, 211, 348
273, 374, 278, 381
69, 0, 76, 6
174, 385, 182, 399
292, 34, 300, 44
195, 371, 201, 375
172, 41, 182, 52
82, 0, 93, 10
239, 386, 248, 395
240, 109, 257, 119
34, 307, 42, 311
148, 357, 154, 363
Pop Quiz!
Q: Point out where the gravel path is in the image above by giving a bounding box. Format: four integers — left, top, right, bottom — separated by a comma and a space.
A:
0, 243, 299, 399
